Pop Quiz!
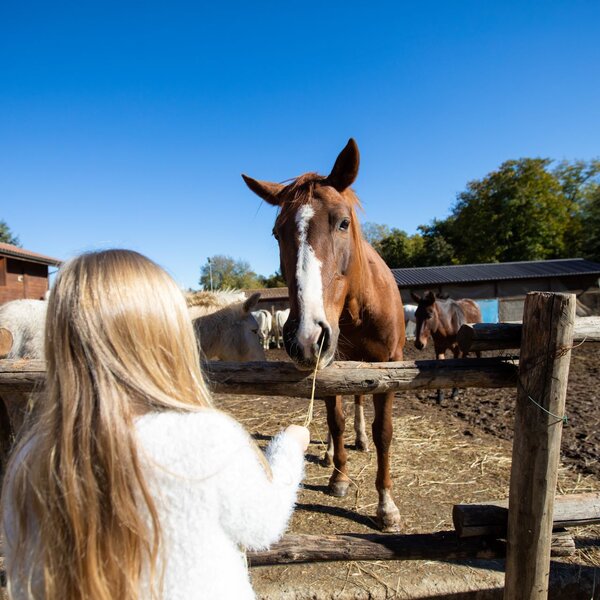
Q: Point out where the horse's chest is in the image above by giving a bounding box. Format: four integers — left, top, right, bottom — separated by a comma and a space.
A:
337, 322, 393, 362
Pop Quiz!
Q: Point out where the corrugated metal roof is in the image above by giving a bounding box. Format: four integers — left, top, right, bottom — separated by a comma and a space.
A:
392, 259, 600, 287
0, 242, 62, 266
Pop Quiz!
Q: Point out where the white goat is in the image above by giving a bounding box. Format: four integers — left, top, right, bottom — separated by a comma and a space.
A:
403, 304, 417, 340
274, 308, 290, 349
251, 309, 273, 350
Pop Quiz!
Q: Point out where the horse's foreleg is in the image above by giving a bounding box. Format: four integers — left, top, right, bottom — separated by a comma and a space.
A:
450, 346, 461, 399
323, 433, 334, 466
324, 395, 350, 497
436, 351, 446, 404
372, 392, 401, 532
354, 395, 369, 452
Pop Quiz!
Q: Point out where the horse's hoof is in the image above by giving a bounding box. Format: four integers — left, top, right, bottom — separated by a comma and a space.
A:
320, 453, 333, 467
380, 518, 402, 533
355, 437, 369, 452
377, 508, 402, 532
328, 480, 350, 497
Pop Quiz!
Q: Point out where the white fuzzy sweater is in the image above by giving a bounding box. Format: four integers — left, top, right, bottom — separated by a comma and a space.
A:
3, 409, 305, 599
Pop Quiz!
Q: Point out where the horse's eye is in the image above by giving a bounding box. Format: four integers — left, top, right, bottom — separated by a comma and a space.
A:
272, 229, 280, 241
338, 218, 350, 232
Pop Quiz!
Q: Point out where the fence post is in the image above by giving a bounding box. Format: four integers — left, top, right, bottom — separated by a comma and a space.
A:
504, 292, 575, 600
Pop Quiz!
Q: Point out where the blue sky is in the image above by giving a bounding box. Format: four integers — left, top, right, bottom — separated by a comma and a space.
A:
1, 1, 599, 289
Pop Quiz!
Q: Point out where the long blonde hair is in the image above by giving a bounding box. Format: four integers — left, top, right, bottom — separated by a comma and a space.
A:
2, 249, 212, 600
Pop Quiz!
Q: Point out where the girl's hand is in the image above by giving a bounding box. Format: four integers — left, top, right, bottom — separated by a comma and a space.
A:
285, 425, 310, 452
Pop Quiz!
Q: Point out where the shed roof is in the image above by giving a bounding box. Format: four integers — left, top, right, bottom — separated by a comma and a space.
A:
392, 259, 600, 287
243, 287, 289, 300
0, 242, 62, 267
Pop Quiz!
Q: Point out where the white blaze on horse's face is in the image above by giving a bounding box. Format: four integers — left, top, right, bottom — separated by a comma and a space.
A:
294, 204, 328, 358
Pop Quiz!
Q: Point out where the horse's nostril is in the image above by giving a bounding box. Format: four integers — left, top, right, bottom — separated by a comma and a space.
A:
317, 322, 331, 353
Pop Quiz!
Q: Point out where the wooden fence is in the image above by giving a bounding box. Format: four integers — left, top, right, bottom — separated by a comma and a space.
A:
1, 292, 599, 600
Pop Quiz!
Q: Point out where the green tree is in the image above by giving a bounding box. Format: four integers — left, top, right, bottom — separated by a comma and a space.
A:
257, 269, 287, 288
374, 228, 425, 268
199, 255, 260, 290
0, 220, 20, 246
553, 159, 600, 257
362, 222, 391, 247
444, 158, 571, 263
417, 219, 457, 266
579, 185, 600, 262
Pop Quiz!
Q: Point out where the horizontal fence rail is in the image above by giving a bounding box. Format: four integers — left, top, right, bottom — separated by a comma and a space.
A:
457, 315, 600, 353
0, 357, 519, 398
453, 492, 600, 538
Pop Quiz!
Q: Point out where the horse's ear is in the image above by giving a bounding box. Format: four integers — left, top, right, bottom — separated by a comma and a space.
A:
324, 138, 360, 192
410, 291, 421, 303
243, 292, 262, 313
242, 175, 284, 206
424, 291, 436, 305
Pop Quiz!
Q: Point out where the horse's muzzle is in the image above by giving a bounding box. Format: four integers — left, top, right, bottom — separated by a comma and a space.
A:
284, 319, 335, 370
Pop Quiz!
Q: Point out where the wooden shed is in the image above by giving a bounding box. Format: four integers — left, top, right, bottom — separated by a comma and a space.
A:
0, 242, 62, 305
243, 287, 289, 313
392, 258, 600, 321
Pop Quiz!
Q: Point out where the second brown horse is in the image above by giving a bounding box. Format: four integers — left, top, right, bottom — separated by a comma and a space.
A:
412, 291, 482, 402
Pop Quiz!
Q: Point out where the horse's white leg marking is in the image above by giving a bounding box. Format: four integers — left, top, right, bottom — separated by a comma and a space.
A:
295, 205, 327, 358
324, 432, 334, 466
377, 488, 401, 532
354, 399, 369, 452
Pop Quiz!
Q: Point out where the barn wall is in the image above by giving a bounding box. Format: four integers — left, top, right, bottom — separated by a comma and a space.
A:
499, 299, 525, 322
0, 258, 49, 304
399, 275, 600, 321
256, 299, 289, 313
577, 290, 600, 314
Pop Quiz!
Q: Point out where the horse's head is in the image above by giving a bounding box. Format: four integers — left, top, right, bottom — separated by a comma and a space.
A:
411, 291, 438, 350
243, 139, 363, 371
202, 293, 266, 362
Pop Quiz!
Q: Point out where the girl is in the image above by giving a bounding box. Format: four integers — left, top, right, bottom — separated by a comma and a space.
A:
1, 249, 309, 600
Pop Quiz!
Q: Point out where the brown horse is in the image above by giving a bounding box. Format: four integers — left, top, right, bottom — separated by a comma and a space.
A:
411, 291, 482, 402
243, 139, 406, 531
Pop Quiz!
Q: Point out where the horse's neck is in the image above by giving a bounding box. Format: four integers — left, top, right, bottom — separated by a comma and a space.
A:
435, 300, 463, 335
342, 240, 399, 329
345, 240, 379, 309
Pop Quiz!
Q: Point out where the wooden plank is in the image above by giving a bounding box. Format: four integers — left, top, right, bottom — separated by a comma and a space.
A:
504, 292, 576, 600
457, 316, 600, 353
453, 492, 600, 538
247, 530, 573, 566
247, 531, 506, 566
0, 357, 519, 398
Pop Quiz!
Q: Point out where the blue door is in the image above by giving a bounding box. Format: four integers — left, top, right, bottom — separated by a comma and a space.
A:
475, 299, 499, 323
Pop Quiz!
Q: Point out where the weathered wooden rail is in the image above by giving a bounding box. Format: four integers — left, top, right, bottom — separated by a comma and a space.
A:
0, 356, 519, 397
457, 315, 600, 353
0, 292, 596, 600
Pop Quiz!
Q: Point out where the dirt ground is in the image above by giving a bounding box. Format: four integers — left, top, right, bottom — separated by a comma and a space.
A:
0, 343, 598, 598
213, 342, 600, 599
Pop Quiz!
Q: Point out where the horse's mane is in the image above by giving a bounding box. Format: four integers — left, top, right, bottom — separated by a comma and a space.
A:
185, 288, 246, 309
